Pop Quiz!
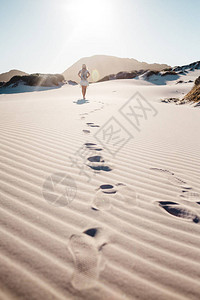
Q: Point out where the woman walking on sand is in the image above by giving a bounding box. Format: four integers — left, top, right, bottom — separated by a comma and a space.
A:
78, 64, 90, 100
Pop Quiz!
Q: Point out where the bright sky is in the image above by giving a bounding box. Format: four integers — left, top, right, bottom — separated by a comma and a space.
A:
0, 0, 199, 74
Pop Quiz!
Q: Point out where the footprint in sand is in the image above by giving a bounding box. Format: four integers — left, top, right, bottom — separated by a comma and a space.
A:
87, 155, 112, 172
88, 165, 112, 172
92, 183, 138, 210
167, 175, 192, 189
84, 142, 103, 151
99, 184, 117, 194
85, 142, 96, 148
84, 228, 99, 237
86, 122, 100, 128
87, 155, 105, 163
83, 228, 108, 251
96, 183, 127, 195
82, 129, 90, 134
68, 228, 107, 290
91, 192, 112, 211
150, 168, 192, 189
179, 191, 200, 202
156, 201, 199, 223
150, 167, 174, 176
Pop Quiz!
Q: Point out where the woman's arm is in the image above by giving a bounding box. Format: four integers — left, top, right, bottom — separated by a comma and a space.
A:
87, 71, 90, 78
78, 70, 81, 78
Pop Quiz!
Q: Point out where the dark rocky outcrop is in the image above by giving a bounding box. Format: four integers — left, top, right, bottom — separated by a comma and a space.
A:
162, 67, 173, 72
98, 68, 180, 83
144, 70, 160, 78
98, 74, 115, 82
161, 98, 179, 103
2, 73, 65, 88
161, 71, 177, 76
98, 70, 147, 82
67, 80, 78, 85
173, 61, 200, 72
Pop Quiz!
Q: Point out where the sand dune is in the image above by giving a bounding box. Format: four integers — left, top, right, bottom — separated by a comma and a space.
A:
0, 69, 200, 299
62, 55, 170, 83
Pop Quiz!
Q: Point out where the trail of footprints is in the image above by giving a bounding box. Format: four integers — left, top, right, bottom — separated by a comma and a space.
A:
68, 185, 138, 289
79, 100, 112, 172
70, 101, 200, 291
150, 167, 200, 223
68, 183, 138, 290
69, 100, 110, 290
69, 100, 138, 290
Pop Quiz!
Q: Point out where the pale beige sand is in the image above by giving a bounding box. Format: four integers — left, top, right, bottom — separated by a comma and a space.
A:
0, 70, 200, 300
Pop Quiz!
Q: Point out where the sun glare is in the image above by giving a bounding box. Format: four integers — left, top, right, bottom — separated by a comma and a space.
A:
91, 69, 100, 81
64, 0, 113, 33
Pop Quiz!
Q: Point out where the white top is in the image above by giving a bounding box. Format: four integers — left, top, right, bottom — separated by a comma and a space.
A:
79, 69, 89, 81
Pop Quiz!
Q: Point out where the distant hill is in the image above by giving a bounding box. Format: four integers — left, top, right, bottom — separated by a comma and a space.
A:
62, 55, 170, 83
0, 69, 28, 83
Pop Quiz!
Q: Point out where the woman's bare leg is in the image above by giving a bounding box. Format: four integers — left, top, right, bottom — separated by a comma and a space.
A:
81, 86, 84, 99
83, 86, 87, 99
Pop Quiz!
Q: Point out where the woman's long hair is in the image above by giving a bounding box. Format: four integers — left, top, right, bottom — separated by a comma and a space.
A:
81, 64, 87, 80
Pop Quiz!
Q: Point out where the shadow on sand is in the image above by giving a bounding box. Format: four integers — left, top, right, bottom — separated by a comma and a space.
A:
144, 74, 180, 85
74, 99, 89, 104
0, 85, 62, 94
